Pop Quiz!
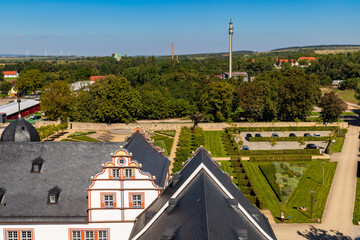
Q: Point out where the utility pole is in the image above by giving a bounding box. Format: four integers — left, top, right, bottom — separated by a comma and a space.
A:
228, 18, 234, 78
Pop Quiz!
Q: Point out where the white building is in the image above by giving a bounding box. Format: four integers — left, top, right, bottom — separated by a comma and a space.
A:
0, 126, 169, 240
3, 71, 19, 78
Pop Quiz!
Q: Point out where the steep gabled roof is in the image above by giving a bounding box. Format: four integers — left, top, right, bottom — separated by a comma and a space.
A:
125, 131, 170, 187
0, 142, 122, 223
130, 148, 277, 240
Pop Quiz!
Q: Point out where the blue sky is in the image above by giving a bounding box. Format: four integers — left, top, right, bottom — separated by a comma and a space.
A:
0, 0, 359, 56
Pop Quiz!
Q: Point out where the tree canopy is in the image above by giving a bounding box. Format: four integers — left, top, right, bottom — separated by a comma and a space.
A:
319, 92, 347, 122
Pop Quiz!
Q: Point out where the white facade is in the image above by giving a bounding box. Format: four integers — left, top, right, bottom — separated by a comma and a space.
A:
0, 146, 163, 240
3, 72, 18, 78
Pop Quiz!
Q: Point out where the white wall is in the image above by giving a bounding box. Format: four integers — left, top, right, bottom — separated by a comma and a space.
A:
0, 222, 134, 240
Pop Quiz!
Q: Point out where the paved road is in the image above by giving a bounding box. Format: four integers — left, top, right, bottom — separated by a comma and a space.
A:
271, 125, 359, 239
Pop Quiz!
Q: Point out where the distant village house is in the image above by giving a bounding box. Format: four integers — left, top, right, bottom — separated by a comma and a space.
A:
3, 71, 19, 78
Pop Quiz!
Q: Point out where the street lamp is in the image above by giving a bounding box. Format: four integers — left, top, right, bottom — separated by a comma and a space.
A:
310, 191, 315, 219
322, 162, 325, 185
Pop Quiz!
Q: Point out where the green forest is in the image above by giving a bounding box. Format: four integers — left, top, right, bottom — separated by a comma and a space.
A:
0, 50, 358, 123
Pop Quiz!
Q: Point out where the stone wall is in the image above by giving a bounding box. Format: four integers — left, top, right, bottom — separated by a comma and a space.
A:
34, 121, 348, 131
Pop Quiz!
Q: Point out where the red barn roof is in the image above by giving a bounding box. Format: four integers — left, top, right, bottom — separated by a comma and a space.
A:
90, 76, 106, 81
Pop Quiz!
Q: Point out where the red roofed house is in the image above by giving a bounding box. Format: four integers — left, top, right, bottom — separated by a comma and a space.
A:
3, 71, 19, 78
90, 76, 106, 81
298, 57, 317, 62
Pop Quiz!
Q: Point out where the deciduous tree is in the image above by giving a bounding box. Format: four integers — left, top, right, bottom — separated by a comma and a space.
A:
40, 80, 74, 121
319, 91, 347, 122
16, 69, 42, 95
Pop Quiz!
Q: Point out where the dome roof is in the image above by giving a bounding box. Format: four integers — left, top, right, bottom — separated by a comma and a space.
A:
1, 116, 40, 142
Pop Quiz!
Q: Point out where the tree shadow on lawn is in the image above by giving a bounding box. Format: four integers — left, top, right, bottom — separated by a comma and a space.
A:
297, 225, 352, 240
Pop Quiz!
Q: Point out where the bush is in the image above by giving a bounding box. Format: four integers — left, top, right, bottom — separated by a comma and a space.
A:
248, 136, 331, 142
250, 155, 312, 162
37, 122, 68, 140
238, 149, 319, 156
227, 126, 339, 133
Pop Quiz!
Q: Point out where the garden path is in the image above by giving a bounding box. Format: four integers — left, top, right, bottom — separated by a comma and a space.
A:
168, 128, 181, 175
271, 125, 360, 239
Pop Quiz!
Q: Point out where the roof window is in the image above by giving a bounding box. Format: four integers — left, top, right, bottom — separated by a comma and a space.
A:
31, 157, 44, 173
0, 187, 7, 205
48, 186, 61, 204
166, 198, 178, 214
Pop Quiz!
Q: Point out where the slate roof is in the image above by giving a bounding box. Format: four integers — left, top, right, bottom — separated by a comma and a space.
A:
1, 117, 40, 142
125, 131, 170, 187
130, 148, 277, 240
0, 142, 122, 223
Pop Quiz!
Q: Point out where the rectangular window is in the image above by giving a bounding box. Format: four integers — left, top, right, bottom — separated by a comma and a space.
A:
104, 195, 114, 207
85, 231, 94, 240
6, 230, 33, 240
98, 231, 107, 240
69, 230, 108, 240
112, 169, 120, 178
7, 231, 18, 240
71, 231, 81, 240
21, 231, 32, 240
132, 194, 142, 208
125, 168, 133, 178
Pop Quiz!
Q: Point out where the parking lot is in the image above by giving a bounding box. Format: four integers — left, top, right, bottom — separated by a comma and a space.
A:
235, 131, 332, 151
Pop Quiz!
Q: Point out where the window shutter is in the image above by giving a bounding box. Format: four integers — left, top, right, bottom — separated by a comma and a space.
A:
129, 195, 133, 207
113, 202, 117, 208
101, 202, 105, 208
141, 202, 144, 208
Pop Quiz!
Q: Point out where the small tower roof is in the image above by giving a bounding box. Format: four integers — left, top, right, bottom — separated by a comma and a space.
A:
1, 117, 40, 142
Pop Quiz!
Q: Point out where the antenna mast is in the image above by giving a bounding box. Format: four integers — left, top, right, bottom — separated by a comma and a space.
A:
229, 18, 234, 78
172, 43, 174, 60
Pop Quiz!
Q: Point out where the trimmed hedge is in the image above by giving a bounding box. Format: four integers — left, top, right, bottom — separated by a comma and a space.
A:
193, 127, 205, 148
248, 136, 331, 142
258, 163, 281, 201
227, 126, 339, 133
236, 149, 320, 156
250, 155, 312, 162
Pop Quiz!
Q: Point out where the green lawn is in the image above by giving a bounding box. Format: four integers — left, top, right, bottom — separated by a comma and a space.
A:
154, 130, 176, 137
152, 134, 174, 156
243, 159, 337, 223
333, 88, 358, 104
353, 177, 360, 224
69, 135, 101, 142
204, 131, 227, 157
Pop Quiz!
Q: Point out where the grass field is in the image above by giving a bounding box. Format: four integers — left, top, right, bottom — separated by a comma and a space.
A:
69, 135, 101, 142
332, 88, 358, 104
204, 131, 227, 157
154, 130, 176, 137
243, 159, 337, 222
353, 177, 360, 224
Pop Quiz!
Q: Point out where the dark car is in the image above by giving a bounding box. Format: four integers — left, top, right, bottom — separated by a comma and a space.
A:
305, 143, 317, 149
242, 145, 249, 150
304, 133, 312, 137
245, 133, 252, 141
289, 133, 297, 137
255, 133, 262, 137
272, 133, 279, 137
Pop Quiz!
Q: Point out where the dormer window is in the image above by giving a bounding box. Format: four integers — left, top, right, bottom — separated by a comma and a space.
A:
48, 186, 61, 204
0, 187, 6, 205
31, 157, 44, 173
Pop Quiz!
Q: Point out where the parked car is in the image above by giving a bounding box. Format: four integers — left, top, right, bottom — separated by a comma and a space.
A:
255, 133, 262, 137
242, 145, 249, 150
245, 133, 252, 141
304, 133, 312, 137
289, 133, 297, 137
313, 133, 320, 137
305, 143, 317, 149
272, 133, 279, 137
